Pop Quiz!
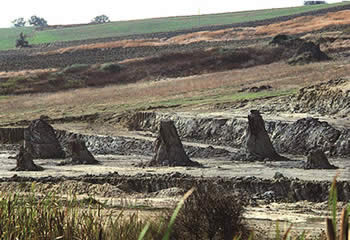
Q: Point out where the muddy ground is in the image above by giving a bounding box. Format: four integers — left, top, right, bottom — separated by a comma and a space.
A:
1, 6, 350, 239
0, 76, 349, 237
0, 150, 346, 238
1, 106, 349, 238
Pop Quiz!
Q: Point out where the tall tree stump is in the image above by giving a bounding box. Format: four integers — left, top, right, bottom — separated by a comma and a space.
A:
246, 110, 287, 161
25, 119, 65, 159
11, 145, 43, 171
146, 121, 200, 167
304, 149, 337, 169
69, 135, 99, 165
59, 135, 99, 165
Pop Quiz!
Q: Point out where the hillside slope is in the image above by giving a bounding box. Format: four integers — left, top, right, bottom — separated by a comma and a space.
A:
0, 2, 349, 50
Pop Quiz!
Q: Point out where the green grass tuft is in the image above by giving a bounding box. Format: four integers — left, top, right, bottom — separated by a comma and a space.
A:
99, 62, 123, 73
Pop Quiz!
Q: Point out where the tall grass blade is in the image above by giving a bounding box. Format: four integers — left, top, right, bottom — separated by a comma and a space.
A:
275, 221, 280, 240
282, 224, 293, 240
329, 175, 338, 235
138, 222, 150, 240
299, 231, 306, 240
247, 232, 254, 240
162, 188, 195, 240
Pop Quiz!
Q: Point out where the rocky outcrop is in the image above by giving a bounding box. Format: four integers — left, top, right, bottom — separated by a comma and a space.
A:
271, 117, 343, 155
0, 128, 24, 144
25, 119, 65, 159
11, 146, 43, 171
292, 78, 350, 116
55, 129, 230, 159
146, 121, 200, 167
55, 130, 154, 156
269, 34, 304, 48
288, 41, 330, 65
187, 146, 231, 159
269, 34, 330, 65
304, 149, 337, 169
127, 111, 350, 157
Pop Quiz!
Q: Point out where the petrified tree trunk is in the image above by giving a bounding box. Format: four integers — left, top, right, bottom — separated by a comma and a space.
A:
304, 149, 337, 169
68, 135, 99, 165
246, 110, 287, 161
25, 119, 65, 159
147, 121, 200, 167
11, 145, 43, 171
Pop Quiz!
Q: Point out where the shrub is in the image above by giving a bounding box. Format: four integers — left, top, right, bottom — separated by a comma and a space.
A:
167, 184, 248, 240
15, 32, 30, 48
28, 15, 48, 27
62, 64, 90, 74
99, 63, 123, 73
12, 18, 26, 27
91, 15, 110, 24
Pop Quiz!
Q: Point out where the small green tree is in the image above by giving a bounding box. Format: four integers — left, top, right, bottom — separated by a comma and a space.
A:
91, 14, 110, 24
28, 15, 48, 27
12, 18, 26, 27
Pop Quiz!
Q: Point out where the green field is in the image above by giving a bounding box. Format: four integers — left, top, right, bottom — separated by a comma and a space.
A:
0, 2, 349, 51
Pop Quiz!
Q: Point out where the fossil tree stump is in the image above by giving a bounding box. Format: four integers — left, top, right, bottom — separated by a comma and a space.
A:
147, 120, 200, 167
25, 119, 65, 159
304, 149, 337, 169
246, 110, 288, 161
11, 145, 43, 171
68, 135, 99, 165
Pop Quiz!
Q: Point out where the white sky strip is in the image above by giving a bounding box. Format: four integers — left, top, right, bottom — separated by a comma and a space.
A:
0, 0, 343, 28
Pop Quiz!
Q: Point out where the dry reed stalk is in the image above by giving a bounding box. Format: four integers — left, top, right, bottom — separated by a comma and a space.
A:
327, 218, 336, 240
340, 207, 349, 240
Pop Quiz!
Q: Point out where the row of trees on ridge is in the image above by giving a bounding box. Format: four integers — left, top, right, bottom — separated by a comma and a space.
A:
12, 15, 110, 27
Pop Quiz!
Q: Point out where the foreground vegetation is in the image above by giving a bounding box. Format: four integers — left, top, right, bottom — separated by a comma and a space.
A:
0, 177, 348, 239
0, 2, 349, 50
0, 184, 248, 240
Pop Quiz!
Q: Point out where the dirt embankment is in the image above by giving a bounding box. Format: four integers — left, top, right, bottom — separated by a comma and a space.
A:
127, 111, 350, 157
2, 108, 349, 158
0, 127, 230, 159
1, 33, 334, 95
0, 38, 266, 72
246, 77, 350, 117
0, 46, 289, 95
2, 172, 350, 203
292, 77, 350, 116
0, 128, 24, 144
